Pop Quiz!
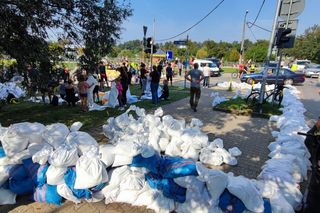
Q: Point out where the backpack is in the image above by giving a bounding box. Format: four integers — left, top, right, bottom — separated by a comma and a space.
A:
51, 95, 59, 106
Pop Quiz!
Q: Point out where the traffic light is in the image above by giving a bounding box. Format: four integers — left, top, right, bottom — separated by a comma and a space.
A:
275, 28, 294, 49
144, 37, 157, 54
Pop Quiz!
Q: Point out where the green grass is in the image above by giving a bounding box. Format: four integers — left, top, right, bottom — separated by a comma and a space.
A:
215, 97, 282, 116
221, 67, 238, 73
0, 85, 188, 130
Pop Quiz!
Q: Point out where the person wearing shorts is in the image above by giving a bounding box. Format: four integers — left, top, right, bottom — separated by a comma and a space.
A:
77, 75, 90, 112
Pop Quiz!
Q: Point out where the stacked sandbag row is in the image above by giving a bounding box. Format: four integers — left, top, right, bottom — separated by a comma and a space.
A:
0, 121, 109, 205
103, 105, 241, 167
257, 85, 310, 213
0, 82, 25, 101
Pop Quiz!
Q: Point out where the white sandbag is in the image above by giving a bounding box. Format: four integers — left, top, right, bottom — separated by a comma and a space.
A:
66, 131, 98, 155
119, 168, 145, 191
154, 107, 164, 117
46, 165, 67, 185
48, 144, 79, 167
57, 184, 81, 204
199, 147, 223, 166
269, 115, 280, 122
70, 122, 83, 132
74, 148, 108, 189
1, 127, 29, 157
113, 141, 141, 157
0, 188, 16, 205
27, 142, 49, 156
215, 148, 237, 165
159, 138, 170, 152
115, 189, 140, 204
271, 131, 280, 138
190, 118, 203, 127
270, 192, 294, 213
112, 154, 133, 167
134, 185, 159, 207
227, 174, 264, 213
196, 163, 228, 202
211, 138, 224, 149
103, 185, 120, 205
147, 192, 175, 213
228, 147, 242, 157
99, 144, 115, 167
32, 145, 53, 165
43, 123, 69, 149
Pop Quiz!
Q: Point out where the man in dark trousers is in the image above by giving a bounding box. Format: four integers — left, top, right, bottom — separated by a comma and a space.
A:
120, 62, 129, 105
166, 63, 173, 86
185, 63, 204, 112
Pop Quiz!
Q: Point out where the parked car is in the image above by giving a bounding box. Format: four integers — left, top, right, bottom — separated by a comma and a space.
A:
303, 63, 320, 78
193, 59, 220, 77
205, 58, 221, 69
240, 67, 305, 85
294, 59, 311, 71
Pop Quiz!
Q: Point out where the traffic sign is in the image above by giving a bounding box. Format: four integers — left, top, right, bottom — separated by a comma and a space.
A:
166, 51, 173, 60
173, 40, 187, 45
279, 0, 305, 19
276, 19, 298, 48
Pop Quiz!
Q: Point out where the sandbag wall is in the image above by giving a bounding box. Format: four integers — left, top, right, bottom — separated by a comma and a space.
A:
0, 85, 310, 213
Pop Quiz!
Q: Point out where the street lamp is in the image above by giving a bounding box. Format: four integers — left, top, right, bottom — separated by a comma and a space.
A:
240, 10, 249, 64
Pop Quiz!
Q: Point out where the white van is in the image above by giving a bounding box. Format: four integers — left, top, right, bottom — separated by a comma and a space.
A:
193, 59, 220, 77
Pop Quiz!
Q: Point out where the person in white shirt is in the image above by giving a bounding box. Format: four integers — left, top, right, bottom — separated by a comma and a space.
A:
202, 63, 211, 88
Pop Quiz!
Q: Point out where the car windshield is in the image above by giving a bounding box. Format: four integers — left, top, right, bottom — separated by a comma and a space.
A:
208, 63, 217, 68
306, 64, 320, 68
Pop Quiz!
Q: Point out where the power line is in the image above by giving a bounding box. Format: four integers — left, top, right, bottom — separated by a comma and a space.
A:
247, 0, 266, 28
247, 21, 271, 33
247, 22, 257, 41
156, 0, 225, 42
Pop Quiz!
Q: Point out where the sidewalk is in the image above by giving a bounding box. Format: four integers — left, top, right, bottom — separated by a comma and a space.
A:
3, 82, 275, 213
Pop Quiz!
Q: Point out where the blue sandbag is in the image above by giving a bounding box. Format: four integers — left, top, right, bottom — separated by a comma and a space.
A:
9, 177, 34, 195
36, 164, 49, 187
145, 172, 186, 203
131, 153, 162, 173
22, 158, 40, 184
219, 189, 246, 213
33, 184, 63, 206
9, 164, 28, 180
263, 198, 272, 213
64, 167, 92, 199
0, 147, 5, 158
159, 156, 198, 178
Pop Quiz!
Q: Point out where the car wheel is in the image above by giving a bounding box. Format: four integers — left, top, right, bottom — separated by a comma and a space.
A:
284, 79, 293, 85
246, 78, 254, 84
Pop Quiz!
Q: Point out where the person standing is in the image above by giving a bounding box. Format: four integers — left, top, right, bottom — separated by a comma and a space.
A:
185, 63, 204, 112
140, 63, 148, 95
166, 63, 173, 86
178, 61, 183, 76
202, 63, 210, 88
120, 63, 129, 106
150, 65, 161, 105
98, 61, 108, 90
77, 75, 90, 112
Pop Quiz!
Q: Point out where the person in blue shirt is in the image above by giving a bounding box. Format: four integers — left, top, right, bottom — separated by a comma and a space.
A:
185, 63, 204, 112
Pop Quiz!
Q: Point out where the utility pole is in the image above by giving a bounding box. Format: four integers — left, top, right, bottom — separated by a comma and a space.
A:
240, 10, 249, 64
259, 0, 282, 112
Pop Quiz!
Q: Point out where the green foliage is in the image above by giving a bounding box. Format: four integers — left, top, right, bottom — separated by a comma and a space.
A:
245, 40, 268, 62
228, 48, 240, 62
196, 47, 208, 58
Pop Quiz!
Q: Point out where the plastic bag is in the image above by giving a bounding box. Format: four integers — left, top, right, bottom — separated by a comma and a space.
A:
159, 156, 198, 178
70, 122, 83, 132
228, 147, 242, 157
57, 183, 81, 204
66, 131, 98, 155
131, 153, 161, 173
74, 148, 108, 189
33, 184, 62, 206
42, 123, 69, 149
32, 145, 53, 165
1, 127, 29, 157
48, 144, 79, 167
46, 165, 67, 185
99, 144, 115, 168
64, 167, 92, 199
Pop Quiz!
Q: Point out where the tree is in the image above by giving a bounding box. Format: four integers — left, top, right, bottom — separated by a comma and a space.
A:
196, 47, 208, 58
0, 0, 132, 73
245, 40, 268, 62
228, 48, 240, 62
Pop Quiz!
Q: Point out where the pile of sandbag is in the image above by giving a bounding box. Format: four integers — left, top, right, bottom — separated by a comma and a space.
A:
256, 86, 310, 212
0, 121, 110, 205
211, 92, 228, 107
102, 106, 241, 167
0, 82, 25, 101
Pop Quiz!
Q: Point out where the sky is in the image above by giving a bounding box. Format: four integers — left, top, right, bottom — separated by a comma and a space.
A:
120, 0, 320, 43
